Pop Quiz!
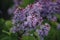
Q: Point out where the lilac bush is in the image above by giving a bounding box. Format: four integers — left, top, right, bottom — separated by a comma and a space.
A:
10, 0, 60, 40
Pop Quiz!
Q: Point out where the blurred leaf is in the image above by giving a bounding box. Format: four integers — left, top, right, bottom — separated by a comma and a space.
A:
29, 29, 35, 34
0, 33, 18, 40
0, 18, 5, 34
0, 35, 18, 40
49, 21, 57, 29
1, 36, 10, 40
55, 14, 60, 23
45, 28, 57, 40
22, 36, 35, 40
5, 20, 12, 30
34, 32, 40, 40
0, 18, 5, 27
20, 0, 34, 8
57, 30, 60, 40
2, 30, 12, 36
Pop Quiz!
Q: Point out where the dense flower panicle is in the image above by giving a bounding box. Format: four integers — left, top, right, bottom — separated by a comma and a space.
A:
37, 23, 51, 37
10, 0, 60, 40
36, 23, 51, 40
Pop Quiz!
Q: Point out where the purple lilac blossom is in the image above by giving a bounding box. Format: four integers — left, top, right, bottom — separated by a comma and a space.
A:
10, 1, 60, 40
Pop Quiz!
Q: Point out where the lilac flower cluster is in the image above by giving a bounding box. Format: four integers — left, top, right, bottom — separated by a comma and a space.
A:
10, 6, 43, 33
38, 23, 50, 36
10, 0, 60, 40
36, 23, 50, 40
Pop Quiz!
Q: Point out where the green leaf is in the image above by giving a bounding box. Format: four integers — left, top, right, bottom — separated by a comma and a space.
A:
55, 14, 60, 23
20, 0, 34, 8
22, 36, 35, 40
45, 28, 57, 40
0, 33, 18, 40
34, 32, 40, 40
5, 20, 12, 30
49, 21, 57, 29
